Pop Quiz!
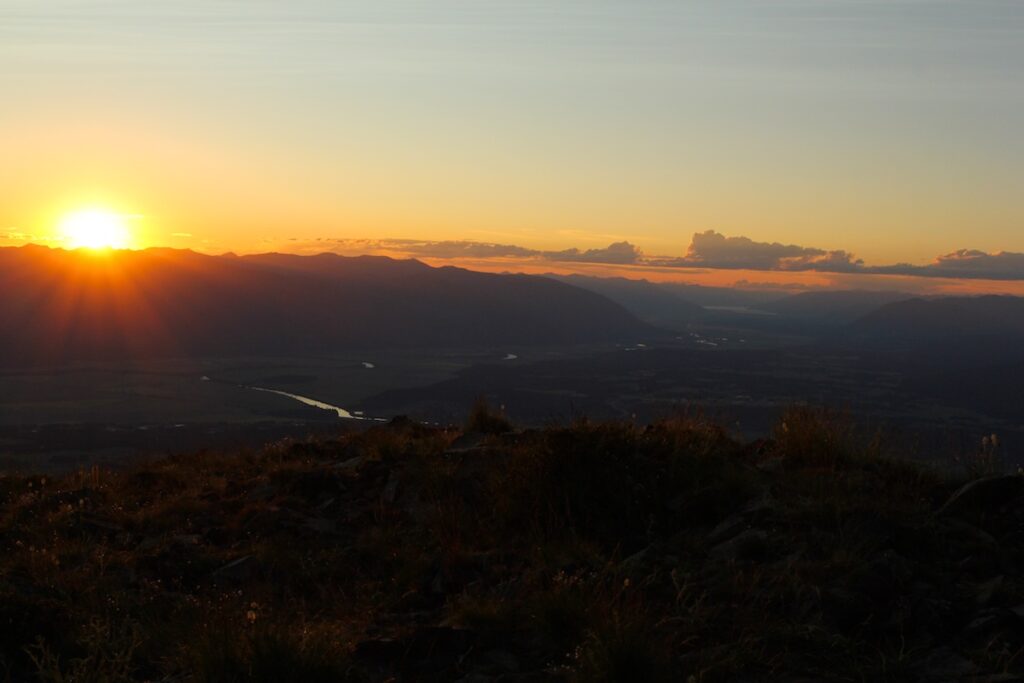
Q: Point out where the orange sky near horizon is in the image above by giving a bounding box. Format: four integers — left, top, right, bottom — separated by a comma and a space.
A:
2, 2, 1022, 290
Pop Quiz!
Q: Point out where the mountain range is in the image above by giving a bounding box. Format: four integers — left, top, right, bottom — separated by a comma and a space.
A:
0, 246, 650, 365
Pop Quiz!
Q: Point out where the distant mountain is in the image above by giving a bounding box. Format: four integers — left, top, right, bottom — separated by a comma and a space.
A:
853, 295, 1024, 339
545, 274, 704, 325
655, 282, 790, 309
0, 246, 652, 365
762, 290, 913, 324
846, 296, 1024, 420
844, 295, 1024, 373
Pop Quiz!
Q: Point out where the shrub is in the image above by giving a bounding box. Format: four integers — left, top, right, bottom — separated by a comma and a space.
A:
772, 406, 861, 468
465, 396, 512, 435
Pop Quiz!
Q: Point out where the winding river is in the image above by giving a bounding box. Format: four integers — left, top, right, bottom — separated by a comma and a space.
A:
250, 386, 367, 420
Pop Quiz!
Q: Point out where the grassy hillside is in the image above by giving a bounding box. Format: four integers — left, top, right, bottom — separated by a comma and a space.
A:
1, 407, 1021, 681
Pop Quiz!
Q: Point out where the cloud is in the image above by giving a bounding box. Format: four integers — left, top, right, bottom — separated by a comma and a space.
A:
324, 238, 641, 265
872, 250, 1024, 281
287, 233, 1024, 282
687, 230, 827, 269
545, 241, 642, 265
650, 230, 862, 272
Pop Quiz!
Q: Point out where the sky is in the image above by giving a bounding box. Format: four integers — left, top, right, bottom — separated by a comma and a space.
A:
1, 1, 1023, 287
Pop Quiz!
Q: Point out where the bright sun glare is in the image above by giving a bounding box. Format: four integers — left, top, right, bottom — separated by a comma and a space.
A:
58, 209, 132, 250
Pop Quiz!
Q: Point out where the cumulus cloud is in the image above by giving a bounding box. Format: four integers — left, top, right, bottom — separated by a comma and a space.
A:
299, 233, 1024, 282
670, 233, 1024, 281
650, 231, 862, 272
865, 250, 1024, 280
392, 240, 539, 259
323, 238, 538, 259
325, 238, 641, 265
545, 241, 642, 265
687, 231, 827, 269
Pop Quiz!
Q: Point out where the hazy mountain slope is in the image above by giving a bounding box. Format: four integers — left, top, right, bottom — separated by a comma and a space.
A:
762, 290, 913, 324
852, 295, 1024, 339
0, 246, 652, 364
655, 282, 790, 309
545, 274, 705, 325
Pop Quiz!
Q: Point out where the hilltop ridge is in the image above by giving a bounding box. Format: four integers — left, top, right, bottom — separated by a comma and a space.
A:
2, 407, 1023, 681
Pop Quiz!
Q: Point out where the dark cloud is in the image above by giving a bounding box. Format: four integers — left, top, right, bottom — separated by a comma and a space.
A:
651, 231, 862, 272
871, 250, 1024, 280
545, 241, 642, 265
330, 238, 539, 259
686, 230, 827, 269
328, 238, 641, 265
401, 240, 539, 259
321, 234, 1024, 281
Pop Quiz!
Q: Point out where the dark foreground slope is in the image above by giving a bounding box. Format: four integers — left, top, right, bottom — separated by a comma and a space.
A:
0, 246, 650, 364
2, 409, 1023, 681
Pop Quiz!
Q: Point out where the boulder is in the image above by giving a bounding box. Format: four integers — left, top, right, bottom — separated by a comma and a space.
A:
708, 529, 768, 563
939, 475, 1024, 517
213, 555, 256, 581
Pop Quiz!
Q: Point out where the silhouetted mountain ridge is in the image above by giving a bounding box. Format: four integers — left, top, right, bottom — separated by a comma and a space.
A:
0, 246, 651, 364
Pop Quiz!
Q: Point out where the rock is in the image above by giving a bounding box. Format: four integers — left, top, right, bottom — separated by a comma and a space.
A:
975, 575, 1004, 607
941, 517, 998, 547
136, 536, 162, 552
706, 492, 775, 545
911, 647, 980, 680
356, 627, 477, 675
843, 551, 914, 607
709, 529, 768, 563
79, 514, 124, 533
706, 515, 750, 546
618, 545, 653, 577
478, 648, 520, 673
213, 555, 256, 581
939, 474, 1024, 517
245, 483, 277, 502
302, 516, 336, 534
172, 534, 201, 546
332, 456, 366, 473
447, 432, 488, 454
353, 638, 403, 663
402, 626, 476, 668
282, 470, 346, 503
963, 607, 1017, 640
821, 587, 873, 630
757, 457, 785, 473
382, 472, 400, 504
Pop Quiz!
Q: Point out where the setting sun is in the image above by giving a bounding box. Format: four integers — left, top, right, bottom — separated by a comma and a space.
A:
58, 209, 132, 250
